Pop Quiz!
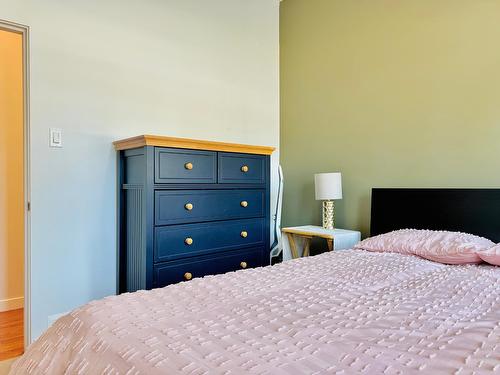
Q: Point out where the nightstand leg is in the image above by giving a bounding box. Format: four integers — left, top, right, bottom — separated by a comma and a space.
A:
287, 233, 299, 259
303, 238, 311, 257
327, 238, 334, 251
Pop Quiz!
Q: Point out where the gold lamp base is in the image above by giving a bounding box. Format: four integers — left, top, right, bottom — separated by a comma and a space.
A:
322, 200, 335, 230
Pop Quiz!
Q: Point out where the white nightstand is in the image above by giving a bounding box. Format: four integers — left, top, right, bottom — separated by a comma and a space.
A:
282, 226, 361, 261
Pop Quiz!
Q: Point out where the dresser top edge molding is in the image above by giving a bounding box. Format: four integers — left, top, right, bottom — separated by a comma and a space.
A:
113, 135, 276, 155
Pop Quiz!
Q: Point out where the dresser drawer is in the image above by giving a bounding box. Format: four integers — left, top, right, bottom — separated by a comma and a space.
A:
218, 153, 265, 184
155, 147, 216, 184
155, 189, 265, 225
154, 248, 262, 287
154, 218, 265, 262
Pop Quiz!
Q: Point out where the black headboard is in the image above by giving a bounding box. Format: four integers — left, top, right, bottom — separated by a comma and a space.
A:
370, 188, 500, 242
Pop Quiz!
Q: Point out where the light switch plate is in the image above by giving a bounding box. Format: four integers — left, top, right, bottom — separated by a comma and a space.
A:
49, 128, 62, 148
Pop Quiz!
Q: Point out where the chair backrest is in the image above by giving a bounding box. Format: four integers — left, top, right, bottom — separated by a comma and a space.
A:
270, 165, 284, 259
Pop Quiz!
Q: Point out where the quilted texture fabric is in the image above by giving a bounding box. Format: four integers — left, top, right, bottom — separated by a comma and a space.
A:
10, 250, 500, 374
478, 244, 500, 266
355, 229, 494, 264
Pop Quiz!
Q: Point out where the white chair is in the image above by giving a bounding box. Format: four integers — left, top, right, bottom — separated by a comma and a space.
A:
270, 165, 284, 261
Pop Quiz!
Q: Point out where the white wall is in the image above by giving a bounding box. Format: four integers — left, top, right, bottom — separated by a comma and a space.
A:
0, 0, 279, 341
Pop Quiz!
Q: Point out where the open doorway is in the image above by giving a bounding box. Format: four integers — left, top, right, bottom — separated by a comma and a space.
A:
0, 21, 29, 362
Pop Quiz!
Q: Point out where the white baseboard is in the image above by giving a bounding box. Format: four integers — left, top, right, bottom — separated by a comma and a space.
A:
0, 357, 18, 375
0, 296, 24, 312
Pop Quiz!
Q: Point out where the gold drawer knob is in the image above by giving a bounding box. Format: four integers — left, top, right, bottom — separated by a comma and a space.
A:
185, 237, 193, 245
241, 165, 249, 173
184, 203, 193, 211
240, 231, 248, 238
240, 200, 248, 208
240, 261, 247, 269
184, 162, 193, 170
184, 272, 192, 281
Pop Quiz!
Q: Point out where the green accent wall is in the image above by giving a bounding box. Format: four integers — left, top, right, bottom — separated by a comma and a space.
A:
280, 0, 500, 238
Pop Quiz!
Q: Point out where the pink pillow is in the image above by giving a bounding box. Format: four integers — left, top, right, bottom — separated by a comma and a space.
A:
355, 229, 494, 265
477, 244, 500, 266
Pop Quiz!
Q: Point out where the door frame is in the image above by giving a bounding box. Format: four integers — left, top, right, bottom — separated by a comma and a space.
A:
0, 19, 31, 347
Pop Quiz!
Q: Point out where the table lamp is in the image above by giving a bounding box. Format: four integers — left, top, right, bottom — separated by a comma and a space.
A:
314, 172, 342, 229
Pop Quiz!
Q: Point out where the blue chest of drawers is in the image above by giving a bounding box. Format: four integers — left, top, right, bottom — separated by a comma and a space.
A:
115, 135, 274, 292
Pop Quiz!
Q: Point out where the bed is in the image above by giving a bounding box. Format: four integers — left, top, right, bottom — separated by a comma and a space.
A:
10, 189, 500, 374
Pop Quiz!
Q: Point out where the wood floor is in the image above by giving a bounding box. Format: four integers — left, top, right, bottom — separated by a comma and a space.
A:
0, 309, 23, 361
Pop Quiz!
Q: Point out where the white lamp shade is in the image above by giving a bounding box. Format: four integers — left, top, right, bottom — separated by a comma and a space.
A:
315, 172, 342, 200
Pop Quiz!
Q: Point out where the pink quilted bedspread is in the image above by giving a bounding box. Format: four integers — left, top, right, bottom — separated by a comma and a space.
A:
11, 250, 500, 374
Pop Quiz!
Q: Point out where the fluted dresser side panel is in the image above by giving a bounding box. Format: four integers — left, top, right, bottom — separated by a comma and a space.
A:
125, 187, 145, 292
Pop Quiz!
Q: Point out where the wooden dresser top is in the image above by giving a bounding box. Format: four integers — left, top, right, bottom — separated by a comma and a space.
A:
113, 135, 275, 155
